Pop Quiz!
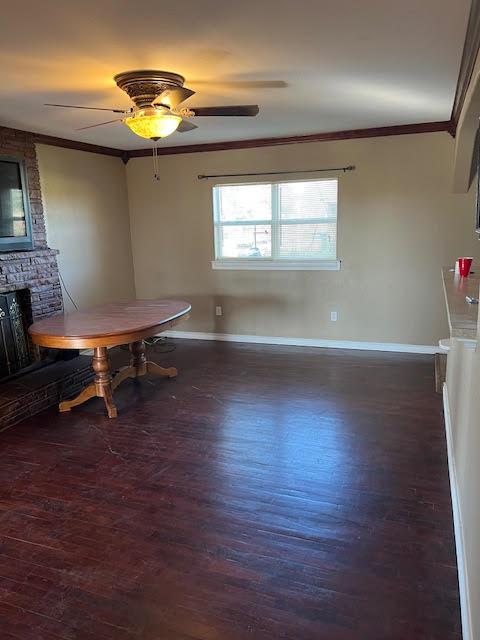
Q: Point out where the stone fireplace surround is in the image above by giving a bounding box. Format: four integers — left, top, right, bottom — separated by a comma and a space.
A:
0, 125, 93, 429
0, 126, 62, 321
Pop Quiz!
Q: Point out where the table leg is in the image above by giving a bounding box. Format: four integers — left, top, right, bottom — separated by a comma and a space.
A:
132, 339, 177, 377
111, 340, 146, 390
59, 383, 96, 413
60, 340, 177, 418
60, 346, 117, 418
112, 340, 177, 389
131, 340, 147, 376
92, 346, 117, 418
146, 361, 177, 378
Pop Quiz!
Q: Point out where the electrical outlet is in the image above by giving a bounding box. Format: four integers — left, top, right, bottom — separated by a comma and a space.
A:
215, 305, 223, 317
330, 311, 338, 322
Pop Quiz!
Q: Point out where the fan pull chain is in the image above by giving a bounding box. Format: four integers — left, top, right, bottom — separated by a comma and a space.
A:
152, 138, 160, 181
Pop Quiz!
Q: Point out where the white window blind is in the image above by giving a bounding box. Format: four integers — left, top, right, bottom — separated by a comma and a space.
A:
213, 179, 338, 268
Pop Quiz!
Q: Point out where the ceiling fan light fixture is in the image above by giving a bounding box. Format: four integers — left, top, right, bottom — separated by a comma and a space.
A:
123, 108, 182, 140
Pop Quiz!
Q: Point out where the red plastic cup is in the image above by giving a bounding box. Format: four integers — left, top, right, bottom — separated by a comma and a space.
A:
458, 257, 473, 277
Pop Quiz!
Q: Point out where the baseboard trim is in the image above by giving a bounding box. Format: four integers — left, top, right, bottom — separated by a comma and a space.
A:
162, 330, 440, 354
443, 384, 472, 640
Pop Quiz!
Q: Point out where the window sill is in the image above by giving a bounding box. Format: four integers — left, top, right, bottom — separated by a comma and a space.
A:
211, 259, 341, 271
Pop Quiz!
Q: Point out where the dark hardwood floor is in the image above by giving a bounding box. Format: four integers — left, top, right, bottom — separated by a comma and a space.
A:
0, 340, 461, 639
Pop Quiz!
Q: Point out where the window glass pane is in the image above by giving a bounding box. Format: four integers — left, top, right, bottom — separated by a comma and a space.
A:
278, 223, 336, 259
213, 179, 338, 262
219, 224, 271, 258
218, 184, 271, 222
279, 180, 337, 220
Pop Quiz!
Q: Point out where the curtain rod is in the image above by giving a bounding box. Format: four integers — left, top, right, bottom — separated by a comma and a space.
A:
197, 165, 356, 180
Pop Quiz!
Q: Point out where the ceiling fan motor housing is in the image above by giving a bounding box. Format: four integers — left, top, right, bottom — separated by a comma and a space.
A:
114, 70, 186, 108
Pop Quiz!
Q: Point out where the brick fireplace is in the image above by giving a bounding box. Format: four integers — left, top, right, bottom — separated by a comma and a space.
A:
0, 126, 92, 428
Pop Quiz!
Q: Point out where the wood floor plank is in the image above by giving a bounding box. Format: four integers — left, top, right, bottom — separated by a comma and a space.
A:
0, 341, 461, 639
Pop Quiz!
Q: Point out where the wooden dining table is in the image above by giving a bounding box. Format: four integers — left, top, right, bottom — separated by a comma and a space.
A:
29, 299, 191, 418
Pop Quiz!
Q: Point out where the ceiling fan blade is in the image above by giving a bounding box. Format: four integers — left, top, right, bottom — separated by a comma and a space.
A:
177, 119, 198, 133
76, 118, 124, 131
45, 103, 127, 114
190, 105, 259, 117
154, 87, 195, 109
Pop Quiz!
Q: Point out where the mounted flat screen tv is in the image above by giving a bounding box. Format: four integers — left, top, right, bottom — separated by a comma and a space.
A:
0, 156, 34, 252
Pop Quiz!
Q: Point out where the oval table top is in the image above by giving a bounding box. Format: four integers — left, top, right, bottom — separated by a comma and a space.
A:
29, 299, 191, 349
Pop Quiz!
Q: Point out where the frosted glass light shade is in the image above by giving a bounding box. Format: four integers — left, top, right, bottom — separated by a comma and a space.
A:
124, 111, 181, 139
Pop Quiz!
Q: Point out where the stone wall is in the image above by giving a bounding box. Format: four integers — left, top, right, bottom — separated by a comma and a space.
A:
0, 126, 63, 325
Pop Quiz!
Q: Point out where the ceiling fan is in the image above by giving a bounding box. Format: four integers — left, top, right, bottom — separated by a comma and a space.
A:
45, 69, 260, 141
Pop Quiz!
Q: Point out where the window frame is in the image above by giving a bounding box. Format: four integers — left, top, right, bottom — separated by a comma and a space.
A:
211, 177, 340, 271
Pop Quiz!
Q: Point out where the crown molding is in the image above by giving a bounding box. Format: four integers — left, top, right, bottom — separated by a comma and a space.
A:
32, 132, 126, 160
450, 0, 480, 135
2, 120, 453, 163
126, 121, 452, 158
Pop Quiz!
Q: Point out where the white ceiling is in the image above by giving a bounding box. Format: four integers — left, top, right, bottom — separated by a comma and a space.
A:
0, 0, 471, 149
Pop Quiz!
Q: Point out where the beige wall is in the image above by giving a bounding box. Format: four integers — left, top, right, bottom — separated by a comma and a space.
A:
37, 145, 136, 311
126, 132, 479, 346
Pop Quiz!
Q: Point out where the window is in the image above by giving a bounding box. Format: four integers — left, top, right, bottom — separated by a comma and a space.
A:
212, 179, 339, 270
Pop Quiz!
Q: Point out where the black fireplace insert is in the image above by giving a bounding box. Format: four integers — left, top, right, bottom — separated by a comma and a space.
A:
0, 291, 31, 378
